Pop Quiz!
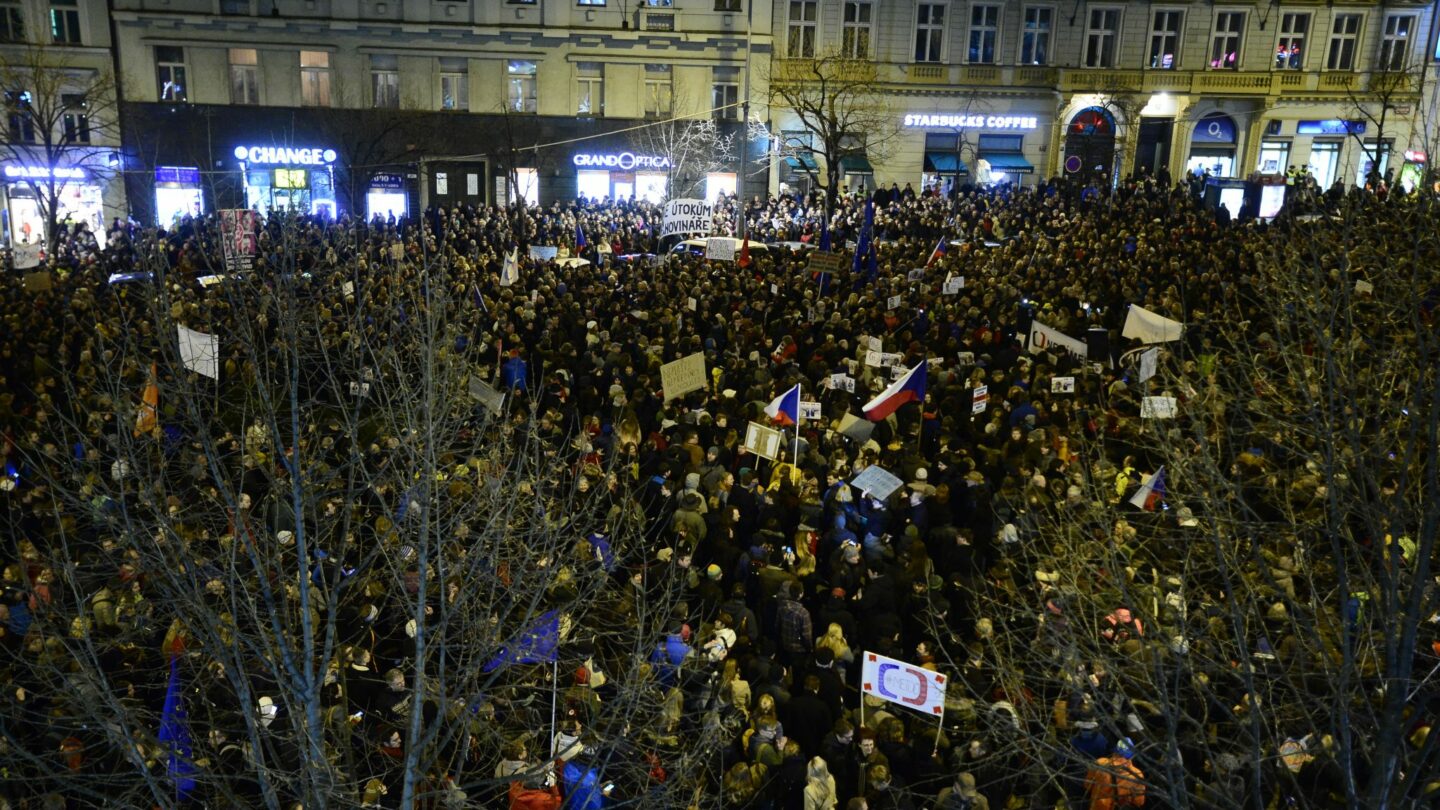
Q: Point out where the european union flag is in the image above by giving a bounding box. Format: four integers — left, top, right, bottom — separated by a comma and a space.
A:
483, 610, 560, 673
157, 657, 197, 801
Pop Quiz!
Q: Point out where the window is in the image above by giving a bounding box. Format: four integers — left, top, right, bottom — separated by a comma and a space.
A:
577, 0, 604, 5
915, 3, 946, 63
1308, 141, 1341, 189
5, 91, 33, 143
1209, 11, 1244, 70
712, 67, 738, 120
967, 4, 999, 64
61, 93, 89, 143
714, 0, 741, 10
1326, 14, 1360, 71
49, 0, 79, 44
1148, 10, 1181, 69
577, 62, 603, 116
508, 60, 536, 113
0, 0, 24, 43
841, 1, 873, 60
371, 55, 399, 108
1084, 8, 1120, 68
439, 57, 468, 110
300, 50, 331, 106
229, 48, 259, 105
156, 46, 187, 101
787, 1, 817, 58
219, 0, 249, 13
1020, 7, 1051, 65
1275, 13, 1307, 70
1257, 140, 1290, 174
1378, 15, 1415, 71
511, 167, 539, 206
644, 64, 672, 118
1355, 140, 1390, 186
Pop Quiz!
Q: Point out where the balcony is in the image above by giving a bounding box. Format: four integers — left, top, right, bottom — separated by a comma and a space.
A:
909, 64, 947, 83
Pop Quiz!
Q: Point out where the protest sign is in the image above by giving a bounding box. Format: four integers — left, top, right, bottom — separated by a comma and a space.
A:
1026, 321, 1088, 359
1138, 347, 1159, 383
13, 243, 41, 269
865, 350, 884, 367
1051, 376, 1075, 394
660, 352, 707, 402
851, 465, 904, 500
972, 385, 989, 414
686, 297, 697, 311
743, 421, 783, 460
907, 269, 925, 281
528, 245, 559, 261
1122, 305, 1184, 343
942, 275, 964, 295
468, 376, 505, 415
807, 251, 844, 274
799, 401, 822, 421
887, 295, 902, 310
1141, 396, 1178, 419
958, 351, 975, 367
861, 651, 947, 716
866, 336, 883, 352
661, 198, 712, 238
705, 238, 735, 261
176, 326, 220, 380
219, 209, 258, 271
828, 373, 855, 393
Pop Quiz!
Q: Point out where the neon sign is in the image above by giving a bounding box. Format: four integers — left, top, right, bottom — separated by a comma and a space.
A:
4, 165, 85, 180
904, 114, 1039, 130
233, 145, 337, 165
572, 151, 672, 170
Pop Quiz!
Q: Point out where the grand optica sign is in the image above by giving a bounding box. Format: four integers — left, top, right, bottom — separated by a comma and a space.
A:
903, 114, 1039, 130
3, 165, 86, 180
572, 152, 672, 170
233, 145, 338, 165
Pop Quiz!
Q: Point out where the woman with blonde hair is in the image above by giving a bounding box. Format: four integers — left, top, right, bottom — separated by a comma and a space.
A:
815, 622, 854, 675
803, 756, 837, 809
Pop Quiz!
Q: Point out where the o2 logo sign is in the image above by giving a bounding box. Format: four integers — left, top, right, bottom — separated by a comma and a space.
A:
862, 652, 947, 714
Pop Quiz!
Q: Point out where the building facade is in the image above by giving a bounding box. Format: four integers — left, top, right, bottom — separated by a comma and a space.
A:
767, 0, 1436, 195
110, 0, 771, 225
0, 0, 124, 246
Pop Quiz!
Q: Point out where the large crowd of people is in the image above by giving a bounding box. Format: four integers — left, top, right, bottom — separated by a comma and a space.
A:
1, 169, 1436, 810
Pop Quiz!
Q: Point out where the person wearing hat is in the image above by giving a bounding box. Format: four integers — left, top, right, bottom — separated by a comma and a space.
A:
1084, 737, 1145, 810
934, 771, 989, 810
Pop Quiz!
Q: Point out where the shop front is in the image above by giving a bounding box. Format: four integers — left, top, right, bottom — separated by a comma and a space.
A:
902, 112, 1042, 190
1063, 108, 1116, 181
1186, 114, 1239, 178
366, 173, 408, 220
573, 151, 671, 204
233, 144, 338, 217
154, 165, 204, 226
2, 163, 108, 247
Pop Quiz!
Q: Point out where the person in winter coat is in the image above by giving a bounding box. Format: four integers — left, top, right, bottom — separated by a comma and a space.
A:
934, 772, 989, 810
1084, 739, 1145, 810
804, 756, 839, 810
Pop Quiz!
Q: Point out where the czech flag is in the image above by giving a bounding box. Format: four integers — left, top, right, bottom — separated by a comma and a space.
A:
1129, 466, 1166, 511
575, 221, 587, 249
925, 238, 948, 268
862, 361, 927, 421
764, 383, 802, 426
739, 235, 752, 268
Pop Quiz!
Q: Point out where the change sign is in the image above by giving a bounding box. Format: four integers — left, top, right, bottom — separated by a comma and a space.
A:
661, 198, 712, 238
861, 651, 947, 716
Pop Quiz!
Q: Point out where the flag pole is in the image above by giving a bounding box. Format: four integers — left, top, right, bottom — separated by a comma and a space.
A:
792, 385, 801, 481
932, 702, 945, 756
550, 657, 558, 754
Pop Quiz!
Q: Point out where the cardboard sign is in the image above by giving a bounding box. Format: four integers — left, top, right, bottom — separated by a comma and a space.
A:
865, 350, 885, 367
828, 373, 856, 393
743, 420, 784, 460
799, 401, 822, 421
943, 275, 964, 295
887, 295, 902, 310
686, 297, 697, 312
807, 251, 845, 274
705, 237, 735, 262
851, 465, 904, 500
1141, 396, 1178, 419
972, 385, 989, 415
1051, 376, 1075, 394
867, 336, 883, 353
660, 352, 707, 402
22, 271, 52, 292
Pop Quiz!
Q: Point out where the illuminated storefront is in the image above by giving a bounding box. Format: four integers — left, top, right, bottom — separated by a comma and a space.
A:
233, 144, 338, 217
154, 166, 204, 226
2, 164, 107, 247
573, 151, 671, 204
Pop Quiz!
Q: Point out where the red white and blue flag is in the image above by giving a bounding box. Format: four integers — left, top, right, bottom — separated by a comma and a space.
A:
764, 383, 802, 426
1129, 466, 1166, 511
925, 238, 948, 268
863, 361, 927, 421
